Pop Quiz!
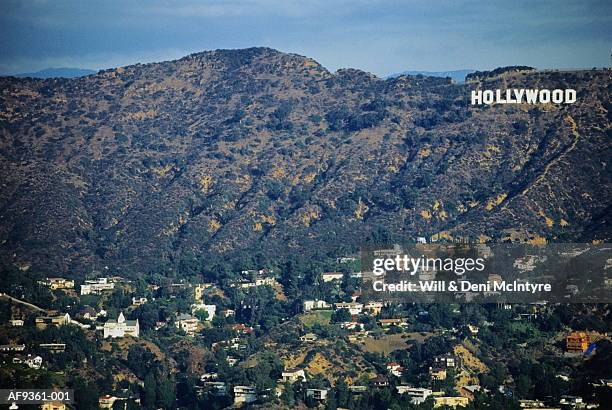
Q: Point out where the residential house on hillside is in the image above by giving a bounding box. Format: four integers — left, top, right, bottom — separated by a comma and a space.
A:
204, 381, 227, 397
39, 343, 66, 353
300, 333, 318, 342
76, 306, 98, 320
434, 396, 469, 408
231, 323, 254, 334
349, 385, 368, 394
336, 256, 357, 263
559, 395, 585, 407
429, 367, 447, 380
36, 313, 71, 330
38, 277, 75, 290
373, 244, 402, 258
334, 302, 363, 315
348, 330, 370, 343
98, 395, 117, 409
378, 318, 407, 327
281, 368, 306, 383
131, 297, 147, 307
340, 321, 363, 331
12, 354, 43, 369
306, 389, 328, 401
322, 272, 344, 282
80, 278, 115, 295
364, 301, 384, 315
103, 312, 139, 338
566, 332, 590, 353
175, 313, 199, 335
191, 303, 216, 321
0, 344, 25, 352
303, 300, 330, 311
518, 399, 548, 408
396, 386, 433, 405
41, 402, 66, 410
386, 362, 404, 377
234, 386, 257, 404
371, 375, 389, 387
434, 354, 459, 368
255, 277, 277, 286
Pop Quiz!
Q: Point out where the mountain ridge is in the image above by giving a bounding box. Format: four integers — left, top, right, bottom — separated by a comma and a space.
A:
0, 48, 609, 277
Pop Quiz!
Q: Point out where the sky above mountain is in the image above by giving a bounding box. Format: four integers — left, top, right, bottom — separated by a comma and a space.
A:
0, 0, 610, 77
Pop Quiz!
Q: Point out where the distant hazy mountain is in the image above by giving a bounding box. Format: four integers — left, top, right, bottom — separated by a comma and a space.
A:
387, 69, 476, 83
13, 67, 96, 78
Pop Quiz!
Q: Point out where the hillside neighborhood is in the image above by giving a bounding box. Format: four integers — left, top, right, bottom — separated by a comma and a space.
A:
0, 249, 610, 409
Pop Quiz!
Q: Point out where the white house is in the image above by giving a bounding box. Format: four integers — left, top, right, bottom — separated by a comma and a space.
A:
80, 278, 115, 295
99, 395, 117, 409
175, 313, 199, 335
0, 344, 25, 352
300, 333, 318, 342
386, 362, 403, 377
303, 300, 330, 311
335, 302, 363, 315
281, 368, 306, 383
35, 313, 72, 330
131, 297, 147, 306
205, 381, 227, 397
434, 396, 469, 408
27, 355, 43, 369
306, 389, 328, 401
364, 301, 384, 315
322, 272, 344, 282
559, 396, 583, 407
191, 303, 216, 321
396, 386, 433, 404
39, 277, 75, 290
340, 321, 364, 331
200, 372, 218, 382
434, 354, 458, 368
39, 343, 66, 353
103, 312, 139, 338
234, 386, 257, 404
13, 355, 43, 370
255, 277, 277, 286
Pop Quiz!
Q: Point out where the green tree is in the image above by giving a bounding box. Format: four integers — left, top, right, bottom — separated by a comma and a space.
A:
280, 381, 295, 407
73, 377, 99, 410
156, 373, 175, 409
194, 308, 209, 322
515, 374, 532, 398
331, 308, 351, 323
143, 373, 156, 408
